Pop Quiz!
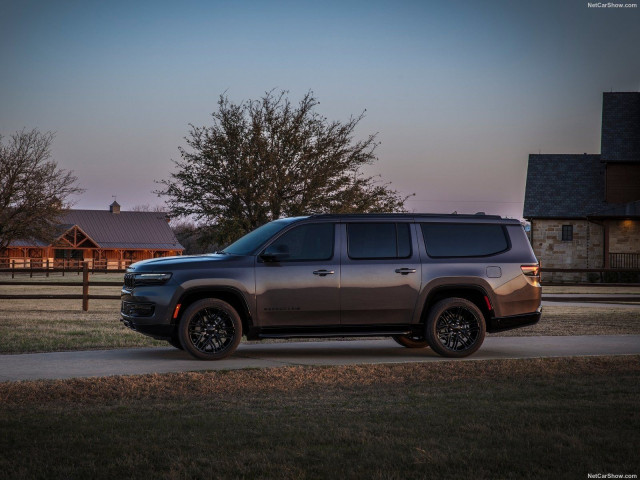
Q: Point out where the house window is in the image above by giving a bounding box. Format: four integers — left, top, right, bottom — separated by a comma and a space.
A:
562, 225, 573, 241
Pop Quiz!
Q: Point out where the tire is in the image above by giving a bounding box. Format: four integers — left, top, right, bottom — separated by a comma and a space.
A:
425, 298, 486, 358
167, 336, 183, 350
392, 334, 429, 349
178, 299, 242, 360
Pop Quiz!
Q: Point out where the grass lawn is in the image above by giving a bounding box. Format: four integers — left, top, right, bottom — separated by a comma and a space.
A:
0, 356, 638, 479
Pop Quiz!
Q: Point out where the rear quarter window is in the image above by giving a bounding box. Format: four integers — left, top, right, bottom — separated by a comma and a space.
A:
421, 223, 509, 258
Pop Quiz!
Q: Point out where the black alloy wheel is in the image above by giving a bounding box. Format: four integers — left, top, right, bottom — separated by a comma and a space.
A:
425, 298, 486, 358
178, 299, 242, 360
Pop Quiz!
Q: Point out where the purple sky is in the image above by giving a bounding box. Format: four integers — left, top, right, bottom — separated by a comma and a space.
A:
1, 0, 639, 220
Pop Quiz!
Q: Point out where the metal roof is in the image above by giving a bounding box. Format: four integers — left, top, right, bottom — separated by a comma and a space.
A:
58, 210, 184, 250
8, 210, 184, 250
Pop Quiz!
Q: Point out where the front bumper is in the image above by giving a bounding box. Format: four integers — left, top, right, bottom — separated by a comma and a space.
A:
120, 284, 178, 340
120, 316, 175, 340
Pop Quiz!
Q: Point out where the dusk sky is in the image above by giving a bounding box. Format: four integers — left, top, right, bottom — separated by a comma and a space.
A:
1, 0, 639, 220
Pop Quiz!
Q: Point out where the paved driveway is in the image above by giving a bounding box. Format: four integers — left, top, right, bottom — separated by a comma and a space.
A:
1, 335, 639, 382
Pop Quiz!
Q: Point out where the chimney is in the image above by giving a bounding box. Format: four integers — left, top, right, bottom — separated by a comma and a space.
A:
110, 201, 121, 214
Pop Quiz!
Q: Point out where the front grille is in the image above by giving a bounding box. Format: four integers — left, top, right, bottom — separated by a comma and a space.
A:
124, 273, 135, 289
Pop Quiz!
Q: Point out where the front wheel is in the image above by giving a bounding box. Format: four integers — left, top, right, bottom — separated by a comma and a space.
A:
392, 334, 429, 349
178, 299, 242, 360
425, 298, 486, 358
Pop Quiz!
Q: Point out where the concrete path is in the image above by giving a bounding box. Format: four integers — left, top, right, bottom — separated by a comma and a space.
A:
1, 335, 639, 382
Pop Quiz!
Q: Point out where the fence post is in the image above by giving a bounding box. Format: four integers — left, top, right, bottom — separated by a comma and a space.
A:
82, 261, 90, 311
46, 259, 50, 277
11, 260, 15, 279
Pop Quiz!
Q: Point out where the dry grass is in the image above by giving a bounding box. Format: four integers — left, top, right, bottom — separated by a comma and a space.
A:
0, 299, 164, 353
0, 356, 638, 479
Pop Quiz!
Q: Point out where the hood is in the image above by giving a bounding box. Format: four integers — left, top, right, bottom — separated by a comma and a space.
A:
127, 253, 241, 272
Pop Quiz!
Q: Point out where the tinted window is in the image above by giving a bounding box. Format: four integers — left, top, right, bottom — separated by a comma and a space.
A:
421, 223, 508, 257
223, 218, 300, 255
266, 223, 334, 261
348, 223, 412, 259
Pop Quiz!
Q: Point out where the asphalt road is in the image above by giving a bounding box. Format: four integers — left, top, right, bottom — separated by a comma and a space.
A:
1, 335, 639, 382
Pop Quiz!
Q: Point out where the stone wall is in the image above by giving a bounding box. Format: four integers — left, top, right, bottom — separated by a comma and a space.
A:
530, 219, 604, 282
609, 220, 640, 254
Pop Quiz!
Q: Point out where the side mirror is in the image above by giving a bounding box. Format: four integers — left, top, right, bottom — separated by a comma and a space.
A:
260, 244, 290, 262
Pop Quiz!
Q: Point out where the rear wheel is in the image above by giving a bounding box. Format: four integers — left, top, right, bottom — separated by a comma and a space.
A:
425, 298, 486, 358
178, 299, 242, 360
392, 334, 429, 349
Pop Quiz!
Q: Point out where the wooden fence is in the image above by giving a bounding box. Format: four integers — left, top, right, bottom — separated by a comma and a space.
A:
0, 258, 134, 274
0, 262, 123, 311
1, 264, 639, 312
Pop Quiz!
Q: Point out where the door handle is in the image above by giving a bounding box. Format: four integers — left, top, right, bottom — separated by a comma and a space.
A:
395, 268, 416, 275
313, 269, 335, 276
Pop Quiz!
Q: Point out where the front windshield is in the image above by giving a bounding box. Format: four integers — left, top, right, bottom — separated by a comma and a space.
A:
220, 218, 305, 255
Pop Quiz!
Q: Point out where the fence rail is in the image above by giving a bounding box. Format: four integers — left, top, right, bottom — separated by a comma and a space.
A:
0, 262, 122, 310
610, 253, 640, 269
0, 258, 134, 275
2, 265, 639, 311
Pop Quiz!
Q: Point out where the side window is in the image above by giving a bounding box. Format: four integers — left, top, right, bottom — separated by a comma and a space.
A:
421, 223, 508, 258
348, 223, 412, 259
265, 223, 334, 261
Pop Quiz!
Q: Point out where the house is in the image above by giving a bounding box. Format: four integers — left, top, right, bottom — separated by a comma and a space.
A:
1, 202, 184, 269
523, 92, 640, 281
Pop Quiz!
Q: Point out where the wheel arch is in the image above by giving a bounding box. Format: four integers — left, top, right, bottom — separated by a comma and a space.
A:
419, 284, 494, 325
172, 287, 253, 333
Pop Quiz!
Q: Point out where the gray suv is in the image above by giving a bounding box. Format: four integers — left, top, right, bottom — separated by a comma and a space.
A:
120, 214, 541, 360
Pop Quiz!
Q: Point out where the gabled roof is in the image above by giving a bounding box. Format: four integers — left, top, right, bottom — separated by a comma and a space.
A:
601, 92, 640, 163
58, 210, 184, 250
523, 154, 608, 219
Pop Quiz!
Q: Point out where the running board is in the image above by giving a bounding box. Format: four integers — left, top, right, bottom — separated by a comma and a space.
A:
258, 328, 413, 340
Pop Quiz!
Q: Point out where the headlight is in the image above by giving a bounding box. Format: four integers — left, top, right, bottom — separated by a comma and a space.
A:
133, 273, 172, 286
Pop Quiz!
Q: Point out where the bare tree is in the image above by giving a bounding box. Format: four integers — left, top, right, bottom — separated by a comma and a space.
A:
157, 90, 411, 245
0, 129, 84, 250
130, 203, 167, 213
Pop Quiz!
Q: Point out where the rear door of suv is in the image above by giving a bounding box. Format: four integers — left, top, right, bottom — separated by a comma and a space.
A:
339, 221, 421, 325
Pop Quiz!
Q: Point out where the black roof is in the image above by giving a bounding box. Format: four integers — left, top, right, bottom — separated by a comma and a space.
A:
523, 154, 608, 219
601, 92, 640, 163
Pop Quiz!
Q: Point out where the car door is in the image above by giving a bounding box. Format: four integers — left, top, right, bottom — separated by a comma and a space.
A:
340, 222, 421, 325
255, 221, 340, 327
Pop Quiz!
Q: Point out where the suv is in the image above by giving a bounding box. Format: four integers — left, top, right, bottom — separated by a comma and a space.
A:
120, 214, 541, 360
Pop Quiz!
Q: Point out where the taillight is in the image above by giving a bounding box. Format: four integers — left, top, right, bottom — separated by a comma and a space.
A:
521, 264, 540, 277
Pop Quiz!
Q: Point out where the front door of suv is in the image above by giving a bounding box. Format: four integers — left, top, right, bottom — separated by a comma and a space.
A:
340, 222, 421, 325
255, 222, 340, 327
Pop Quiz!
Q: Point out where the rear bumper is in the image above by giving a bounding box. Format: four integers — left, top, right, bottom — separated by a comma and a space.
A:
487, 309, 541, 333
